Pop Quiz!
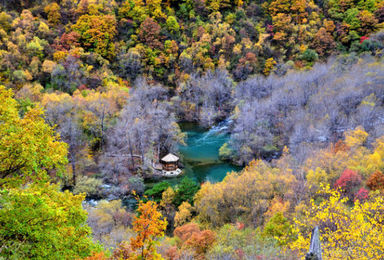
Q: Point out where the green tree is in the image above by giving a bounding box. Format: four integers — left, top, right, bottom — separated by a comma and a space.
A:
166, 16, 180, 34
173, 177, 200, 207
0, 183, 102, 259
144, 181, 171, 202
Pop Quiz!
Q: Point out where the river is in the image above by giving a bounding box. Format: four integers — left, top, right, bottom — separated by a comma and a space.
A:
178, 121, 242, 184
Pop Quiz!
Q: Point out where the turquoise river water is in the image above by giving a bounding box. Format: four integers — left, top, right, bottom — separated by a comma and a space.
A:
177, 122, 242, 184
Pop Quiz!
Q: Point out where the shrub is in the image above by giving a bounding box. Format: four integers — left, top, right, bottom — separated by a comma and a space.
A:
174, 223, 215, 258
73, 176, 103, 199
355, 188, 369, 202
262, 212, 294, 245
366, 171, 384, 191
334, 169, 362, 201
300, 49, 318, 62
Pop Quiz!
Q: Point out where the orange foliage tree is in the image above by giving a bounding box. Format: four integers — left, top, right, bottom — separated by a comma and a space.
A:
366, 171, 384, 191
130, 199, 167, 259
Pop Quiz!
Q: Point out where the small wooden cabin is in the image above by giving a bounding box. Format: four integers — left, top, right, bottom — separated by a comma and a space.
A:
161, 153, 179, 171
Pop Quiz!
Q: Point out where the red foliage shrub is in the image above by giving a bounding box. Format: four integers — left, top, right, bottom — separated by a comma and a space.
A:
165, 246, 179, 260
366, 171, 384, 191
174, 223, 215, 258
53, 31, 80, 51
236, 222, 245, 230
174, 223, 200, 243
184, 230, 215, 256
138, 17, 163, 50
355, 188, 369, 202
334, 169, 362, 200
360, 36, 370, 44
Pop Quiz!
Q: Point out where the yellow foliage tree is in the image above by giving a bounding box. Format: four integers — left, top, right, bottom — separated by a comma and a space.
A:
174, 201, 193, 227
344, 126, 368, 148
290, 185, 384, 259
264, 58, 277, 76
0, 86, 67, 187
306, 167, 328, 191
44, 3, 61, 26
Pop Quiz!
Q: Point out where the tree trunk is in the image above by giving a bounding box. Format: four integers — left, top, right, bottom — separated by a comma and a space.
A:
100, 108, 105, 150
128, 136, 136, 170
71, 152, 76, 187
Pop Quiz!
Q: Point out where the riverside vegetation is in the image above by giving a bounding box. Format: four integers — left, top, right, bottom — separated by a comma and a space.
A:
1, 0, 384, 259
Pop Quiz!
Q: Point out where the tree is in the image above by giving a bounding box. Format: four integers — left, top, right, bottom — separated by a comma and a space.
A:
138, 17, 163, 50
307, 167, 329, 192
144, 181, 171, 202
299, 49, 318, 63
117, 48, 142, 81
44, 3, 61, 26
72, 14, 117, 58
130, 199, 167, 259
177, 70, 233, 126
0, 12, 12, 33
312, 27, 336, 57
87, 200, 134, 249
262, 212, 294, 245
41, 91, 85, 187
263, 58, 276, 76
166, 16, 180, 34
174, 201, 193, 227
0, 86, 67, 187
358, 10, 378, 35
208, 224, 290, 259
194, 160, 296, 227
0, 183, 101, 259
366, 170, 384, 191
173, 177, 200, 207
290, 185, 384, 259
102, 79, 183, 179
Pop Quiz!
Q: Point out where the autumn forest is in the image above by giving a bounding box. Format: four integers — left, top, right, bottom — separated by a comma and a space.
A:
1, 0, 384, 259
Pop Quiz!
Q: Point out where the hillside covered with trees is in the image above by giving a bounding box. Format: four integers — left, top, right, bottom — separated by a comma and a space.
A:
1, 0, 384, 259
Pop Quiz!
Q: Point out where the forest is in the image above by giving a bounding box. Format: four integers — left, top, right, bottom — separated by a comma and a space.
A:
0, 0, 384, 259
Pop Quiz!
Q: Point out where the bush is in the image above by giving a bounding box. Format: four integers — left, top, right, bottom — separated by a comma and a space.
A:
300, 49, 318, 62
262, 212, 294, 245
366, 171, 384, 191
219, 142, 232, 160
174, 223, 215, 258
334, 169, 362, 201
73, 176, 103, 199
